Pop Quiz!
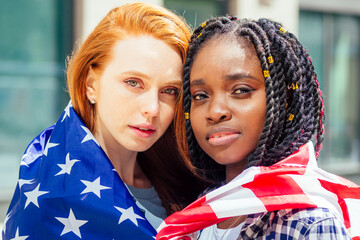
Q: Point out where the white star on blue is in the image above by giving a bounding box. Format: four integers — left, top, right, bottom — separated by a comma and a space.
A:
55, 209, 88, 238
43, 138, 59, 156
81, 125, 99, 145
115, 206, 144, 227
24, 184, 49, 209
80, 177, 111, 198
61, 101, 72, 122
10, 227, 29, 240
55, 153, 80, 176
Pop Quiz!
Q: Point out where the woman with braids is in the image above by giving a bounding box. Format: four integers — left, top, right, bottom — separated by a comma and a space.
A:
2, 3, 207, 239
157, 17, 360, 239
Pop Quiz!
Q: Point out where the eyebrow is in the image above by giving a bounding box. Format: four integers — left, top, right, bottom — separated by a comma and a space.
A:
121, 70, 149, 79
225, 72, 260, 82
190, 72, 262, 87
190, 79, 205, 88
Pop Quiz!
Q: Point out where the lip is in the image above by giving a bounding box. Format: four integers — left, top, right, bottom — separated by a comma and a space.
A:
130, 123, 156, 138
206, 127, 241, 146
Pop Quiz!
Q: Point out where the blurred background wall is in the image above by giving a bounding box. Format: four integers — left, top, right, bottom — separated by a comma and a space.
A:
1, 0, 360, 227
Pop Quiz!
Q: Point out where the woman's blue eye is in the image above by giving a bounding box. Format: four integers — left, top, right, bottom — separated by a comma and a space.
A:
125, 79, 140, 87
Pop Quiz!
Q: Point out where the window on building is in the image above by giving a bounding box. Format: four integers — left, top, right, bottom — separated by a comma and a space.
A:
0, 0, 73, 217
299, 11, 360, 177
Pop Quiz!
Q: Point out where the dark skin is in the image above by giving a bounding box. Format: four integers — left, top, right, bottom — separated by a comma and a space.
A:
189, 35, 266, 228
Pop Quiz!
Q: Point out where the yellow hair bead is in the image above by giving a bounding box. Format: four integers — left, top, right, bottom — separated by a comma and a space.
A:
290, 83, 299, 90
184, 112, 190, 119
279, 27, 287, 33
267, 56, 274, 64
288, 114, 295, 121
197, 33, 202, 38
263, 70, 270, 78
201, 22, 207, 28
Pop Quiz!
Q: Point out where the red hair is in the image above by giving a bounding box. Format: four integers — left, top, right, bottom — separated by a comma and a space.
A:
67, 2, 190, 131
66, 3, 206, 214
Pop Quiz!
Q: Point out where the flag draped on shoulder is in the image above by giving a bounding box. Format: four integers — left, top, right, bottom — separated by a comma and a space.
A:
2, 101, 156, 240
156, 142, 360, 240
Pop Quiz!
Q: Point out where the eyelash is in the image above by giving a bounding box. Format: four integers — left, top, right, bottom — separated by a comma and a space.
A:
191, 87, 255, 101
124, 79, 141, 88
233, 87, 255, 95
192, 92, 208, 100
125, 79, 179, 96
162, 88, 179, 96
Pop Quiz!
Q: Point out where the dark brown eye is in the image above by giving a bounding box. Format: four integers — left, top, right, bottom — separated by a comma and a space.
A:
192, 92, 208, 100
233, 87, 254, 95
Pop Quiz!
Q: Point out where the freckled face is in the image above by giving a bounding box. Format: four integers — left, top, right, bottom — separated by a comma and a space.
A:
87, 35, 182, 154
189, 36, 266, 174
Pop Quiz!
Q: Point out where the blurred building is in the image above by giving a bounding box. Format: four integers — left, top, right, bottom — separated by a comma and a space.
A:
1, 0, 359, 222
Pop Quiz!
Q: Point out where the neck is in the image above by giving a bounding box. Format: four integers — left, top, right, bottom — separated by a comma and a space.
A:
217, 215, 247, 229
93, 130, 152, 189
225, 161, 247, 183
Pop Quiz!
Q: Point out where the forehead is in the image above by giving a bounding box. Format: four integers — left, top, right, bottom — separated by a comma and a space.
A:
190, 35, 260, 78
107, 35, 183, 71
112, 35, 177, 59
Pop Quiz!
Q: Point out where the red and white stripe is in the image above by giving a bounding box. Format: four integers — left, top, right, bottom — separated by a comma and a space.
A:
157, 142, 360, 240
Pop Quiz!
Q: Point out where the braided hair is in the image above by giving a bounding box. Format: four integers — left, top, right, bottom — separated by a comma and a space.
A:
179, 17, 325, 182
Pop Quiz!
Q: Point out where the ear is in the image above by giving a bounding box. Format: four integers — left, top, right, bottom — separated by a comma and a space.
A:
85, 67, 98, 102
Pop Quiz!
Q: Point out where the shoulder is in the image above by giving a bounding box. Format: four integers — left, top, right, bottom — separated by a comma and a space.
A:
21, 125, 55, 166
241, 208, 351, 239
275, 207, 343, 225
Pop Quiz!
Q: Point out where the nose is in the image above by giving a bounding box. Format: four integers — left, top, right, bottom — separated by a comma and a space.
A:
206, 96, 231, 123
140, 90, 160, 118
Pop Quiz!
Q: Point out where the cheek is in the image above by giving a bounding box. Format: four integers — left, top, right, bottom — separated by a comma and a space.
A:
256, 114, 266, 139
97, 82, 117, 108
260, 96, 267, 124
190, 111, 204, 143
253, 98, 267, 137
160, 103, 175, 128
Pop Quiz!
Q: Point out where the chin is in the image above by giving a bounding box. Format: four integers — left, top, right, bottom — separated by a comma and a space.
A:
125, 142, 151, 153
211, 153, 246, 166
135, 145, 152, 153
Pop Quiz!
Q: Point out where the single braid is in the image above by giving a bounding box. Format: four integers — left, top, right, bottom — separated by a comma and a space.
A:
256, 19, 307, 162
258, 22, 288, 159
237, 22, 285, 166
183, 16, 234, 181
276, 25, 324, 158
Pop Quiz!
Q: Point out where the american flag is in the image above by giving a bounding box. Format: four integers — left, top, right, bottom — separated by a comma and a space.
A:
157, 142, 360, 240
2, 101, 156, 239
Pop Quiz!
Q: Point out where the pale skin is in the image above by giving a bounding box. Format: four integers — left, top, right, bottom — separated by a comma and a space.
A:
86, 35, 182, 188
189, 35, 266, 228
